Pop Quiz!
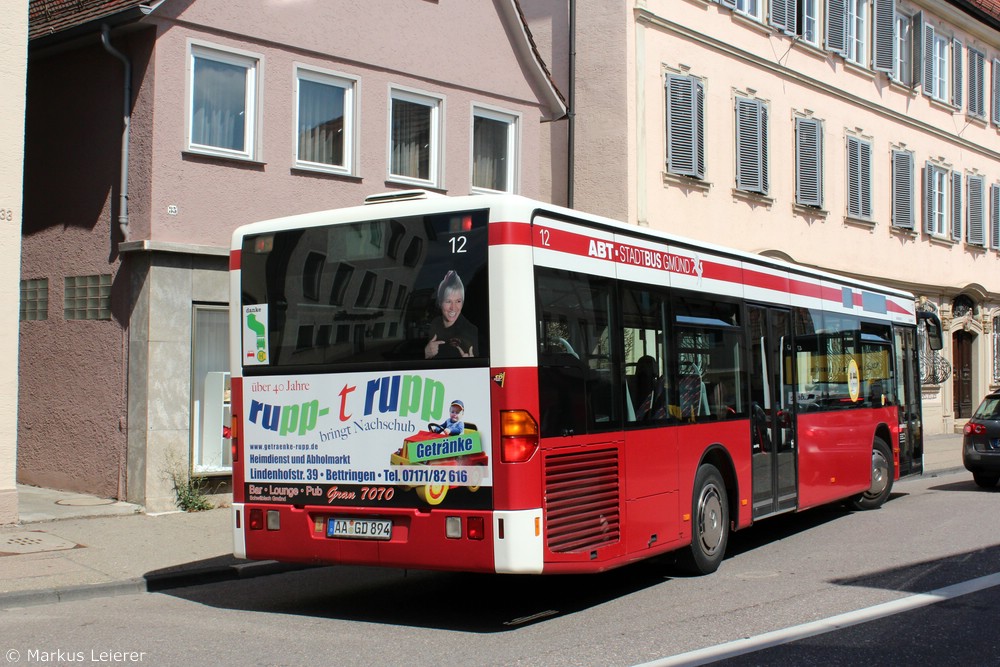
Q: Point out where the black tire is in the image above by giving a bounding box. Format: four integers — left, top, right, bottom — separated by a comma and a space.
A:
680, 464, 729, 575
972, 472, 1000, 489
848, 437, 894, 510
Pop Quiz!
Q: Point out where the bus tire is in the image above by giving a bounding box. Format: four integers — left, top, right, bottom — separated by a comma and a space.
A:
848, 437, 894, 510
680, 464, 729, 575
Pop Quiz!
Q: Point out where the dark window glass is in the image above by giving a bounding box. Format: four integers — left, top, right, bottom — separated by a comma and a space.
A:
241, 210, 489, 371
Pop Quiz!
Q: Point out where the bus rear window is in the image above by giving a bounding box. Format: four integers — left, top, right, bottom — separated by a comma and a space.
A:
239, 210, 489, 371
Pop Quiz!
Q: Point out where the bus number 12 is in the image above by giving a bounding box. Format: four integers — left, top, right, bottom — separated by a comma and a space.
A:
449, 236, 467, 253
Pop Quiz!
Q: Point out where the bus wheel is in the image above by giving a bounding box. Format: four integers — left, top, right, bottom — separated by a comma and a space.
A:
848, 437, 894, 510
416, 484, 448, 505
681, 464, 729, 575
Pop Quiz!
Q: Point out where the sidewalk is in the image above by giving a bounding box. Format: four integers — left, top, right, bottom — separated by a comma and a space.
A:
0, 434, 967, 609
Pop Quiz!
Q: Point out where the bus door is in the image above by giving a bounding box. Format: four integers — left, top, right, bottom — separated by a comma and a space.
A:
748, 306, 797, 519
894, 325, 923, 476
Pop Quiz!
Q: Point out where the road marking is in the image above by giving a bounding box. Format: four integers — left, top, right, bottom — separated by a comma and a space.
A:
634, 572, 1000, 667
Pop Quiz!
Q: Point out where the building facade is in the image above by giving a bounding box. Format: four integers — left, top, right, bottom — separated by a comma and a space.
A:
21, 0, 564, 511
527, 0, 1000, 436
0, 1, 27, 524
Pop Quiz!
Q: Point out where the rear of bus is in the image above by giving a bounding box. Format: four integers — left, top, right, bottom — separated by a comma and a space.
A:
229, 194, 542, 573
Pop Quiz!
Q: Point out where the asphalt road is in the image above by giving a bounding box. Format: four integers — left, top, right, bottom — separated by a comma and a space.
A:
1, 469, 997, 667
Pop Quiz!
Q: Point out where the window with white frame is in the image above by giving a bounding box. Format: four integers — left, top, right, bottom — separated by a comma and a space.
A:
389, 88, 441, 186
892, 12, 913, 85
472, 107, 518, 193
295, 67, 356, 174
795, 116, 823, 208
923, 162, 962, 240
735, 96, 768, 195
891, 149, 915, 229
967, 174, 986, 246
735, 0, 762, 21
968, 48, 986, 119
189, 44, 259, 160
796, 0, 820, 45
923, 163, 950, 236
846, 135, 872, 219
922, 25, 958, 105
666, 73, 705, 179
846, 0, 869, 66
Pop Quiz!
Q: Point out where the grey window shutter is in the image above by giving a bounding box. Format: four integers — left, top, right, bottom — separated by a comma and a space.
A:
923, 163, 934, 234
873, 0, 896, 73
968, 175, 985, 246
910, 12, 924, 89
826, 0, 847, 56
770, 0, 797, 36
991, 183, 1000, 249
859, 140, 871, 218
761, 103, 769, 194
969, 50, 985, 118
993, 59, 1000, 125
953, 39, 964, 108
720, 0, 737, 8
736, 97, 766, 194
666, 75, 705, 179
847, 137, 872, 219
795, 118, 823, 208
892, 150, 914, 229
922, 23, 935, 96
951, 170, 963, 241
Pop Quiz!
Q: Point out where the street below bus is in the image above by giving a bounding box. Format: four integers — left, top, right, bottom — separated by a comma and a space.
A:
2, 468, 998, 666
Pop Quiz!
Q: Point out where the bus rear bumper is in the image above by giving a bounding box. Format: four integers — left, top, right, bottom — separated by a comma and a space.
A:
493, 509, 544, 574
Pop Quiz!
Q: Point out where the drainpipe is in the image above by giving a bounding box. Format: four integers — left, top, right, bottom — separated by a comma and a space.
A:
100, 25, 131, 242
567, 0, 576, 208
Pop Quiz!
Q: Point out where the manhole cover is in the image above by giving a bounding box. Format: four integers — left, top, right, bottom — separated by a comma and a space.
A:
0, 531, 81, 555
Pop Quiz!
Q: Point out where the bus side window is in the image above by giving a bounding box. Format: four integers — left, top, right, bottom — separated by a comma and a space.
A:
535, 268, 620, 437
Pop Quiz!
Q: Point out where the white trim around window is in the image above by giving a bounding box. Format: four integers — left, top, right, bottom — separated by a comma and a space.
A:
470, 105, 520, 194
187, 41, 262, 161
293, 65, 358, 176
387, 86, 444, 188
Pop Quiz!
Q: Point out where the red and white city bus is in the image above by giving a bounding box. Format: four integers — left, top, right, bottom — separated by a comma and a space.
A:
229, 192, 942, 575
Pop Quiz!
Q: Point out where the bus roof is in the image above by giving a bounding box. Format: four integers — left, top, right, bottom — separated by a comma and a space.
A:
231, 192, 915, 302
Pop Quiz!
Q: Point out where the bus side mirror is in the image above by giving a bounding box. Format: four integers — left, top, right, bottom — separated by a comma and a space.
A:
918, 312, 944, 351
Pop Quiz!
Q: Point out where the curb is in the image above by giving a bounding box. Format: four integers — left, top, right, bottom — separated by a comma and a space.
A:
0, 560, 310, 610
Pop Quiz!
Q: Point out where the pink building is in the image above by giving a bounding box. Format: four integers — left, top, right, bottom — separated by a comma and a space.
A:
527, 0, 1000, 437
21, 0, 564, 511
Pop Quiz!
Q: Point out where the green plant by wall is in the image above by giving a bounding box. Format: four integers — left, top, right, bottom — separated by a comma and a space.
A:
171, 472, 213, 512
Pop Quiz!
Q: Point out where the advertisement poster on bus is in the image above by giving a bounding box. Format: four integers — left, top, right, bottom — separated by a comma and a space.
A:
241, 368, 493, 509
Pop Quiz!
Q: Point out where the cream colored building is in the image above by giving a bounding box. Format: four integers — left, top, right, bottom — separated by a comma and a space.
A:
529, 0, 1000, 435
0, 1, 26, 523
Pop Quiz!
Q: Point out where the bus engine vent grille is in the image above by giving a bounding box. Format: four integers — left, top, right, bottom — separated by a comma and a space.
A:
544, 448, 621, 553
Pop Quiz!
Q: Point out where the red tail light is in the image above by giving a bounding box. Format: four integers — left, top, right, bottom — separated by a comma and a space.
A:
249, 508, 264, 530
965, 422, 987, 436
467, 516, 485, 540
500, 410, 538, 463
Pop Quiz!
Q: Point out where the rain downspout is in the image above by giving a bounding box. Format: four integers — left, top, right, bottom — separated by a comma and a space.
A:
567, 0, 576, 208
101, 25, 130, 242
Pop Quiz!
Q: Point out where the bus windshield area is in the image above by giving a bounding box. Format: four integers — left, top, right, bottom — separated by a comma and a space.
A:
240, 209, 489, 372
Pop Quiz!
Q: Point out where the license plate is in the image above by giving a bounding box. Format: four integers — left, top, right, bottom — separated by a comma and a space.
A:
990, 438, 1000, 450
327, 517, 392, 541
